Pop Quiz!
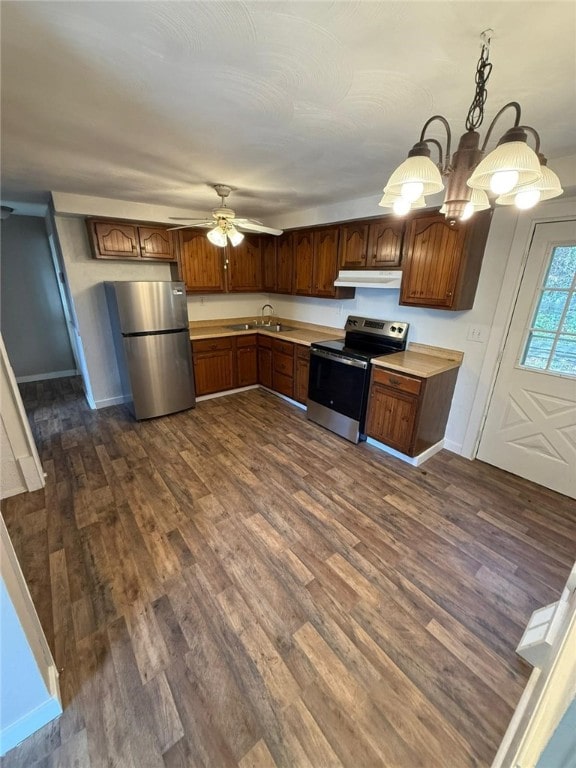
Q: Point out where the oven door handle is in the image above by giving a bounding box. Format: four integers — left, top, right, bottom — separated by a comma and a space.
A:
310, 348, 368, 369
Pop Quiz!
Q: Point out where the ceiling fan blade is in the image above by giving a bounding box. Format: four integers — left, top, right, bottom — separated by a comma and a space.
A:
168, 217, 214, 224
167, 222, 214, 231
235, 220, 283, 236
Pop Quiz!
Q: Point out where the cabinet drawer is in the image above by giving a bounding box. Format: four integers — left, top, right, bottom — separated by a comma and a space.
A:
274, 352, 294, 377
236, 334, 257, 348
258, 335, 272, 349
192, 337, 233, 353
273, 371, 294, 398
295, 344, 310, 360
372, 367, 422, 395
273, 339, 294, 357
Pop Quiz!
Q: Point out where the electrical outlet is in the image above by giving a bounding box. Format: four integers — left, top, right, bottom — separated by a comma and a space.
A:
467, 324, 488, 343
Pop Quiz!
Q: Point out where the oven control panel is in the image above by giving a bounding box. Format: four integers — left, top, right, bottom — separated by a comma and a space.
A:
344, 316, 408, 340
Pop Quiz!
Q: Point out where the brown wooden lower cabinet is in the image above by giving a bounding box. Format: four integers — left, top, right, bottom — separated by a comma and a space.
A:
365, 365, 459, 457
294, 345, 310, 404
192, 334, 308, 402
191, 337, 235, 396
257, 335, 273, 388
236, 334, 258, 386
272, 339, 295, 398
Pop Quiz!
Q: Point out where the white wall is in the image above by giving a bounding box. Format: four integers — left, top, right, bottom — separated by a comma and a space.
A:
0, 216, 76, 381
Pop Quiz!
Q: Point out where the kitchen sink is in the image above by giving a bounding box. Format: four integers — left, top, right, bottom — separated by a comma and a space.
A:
262, 324, 296, 333
225, 322, 296, 333
225, 323, 258, 331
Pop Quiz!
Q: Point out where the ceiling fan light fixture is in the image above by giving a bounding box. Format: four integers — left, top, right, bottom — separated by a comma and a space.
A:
207, 225, 227, 247
227, 225, 244, 247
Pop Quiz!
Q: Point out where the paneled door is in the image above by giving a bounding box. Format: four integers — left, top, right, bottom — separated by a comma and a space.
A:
477, 220, 576, 498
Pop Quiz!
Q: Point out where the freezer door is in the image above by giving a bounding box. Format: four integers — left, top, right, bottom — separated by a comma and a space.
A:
108, 281, 188, 334
123, 330, 195, 419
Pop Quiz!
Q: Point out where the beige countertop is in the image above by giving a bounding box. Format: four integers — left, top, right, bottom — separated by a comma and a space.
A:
371, 343, 464, 378
189, 319, 463, 376
188, 317, 343, 347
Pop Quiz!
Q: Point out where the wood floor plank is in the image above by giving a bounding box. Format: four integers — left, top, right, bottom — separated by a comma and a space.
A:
2, 379, 576, 768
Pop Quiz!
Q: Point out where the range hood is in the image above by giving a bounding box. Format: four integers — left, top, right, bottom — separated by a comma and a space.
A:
334, 270, 402, 289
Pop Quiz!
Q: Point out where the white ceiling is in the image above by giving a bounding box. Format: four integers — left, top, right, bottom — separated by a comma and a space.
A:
1, 1, 575, 221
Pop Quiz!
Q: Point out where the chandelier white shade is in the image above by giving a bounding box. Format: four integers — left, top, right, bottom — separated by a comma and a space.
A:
227, 225, 244, 246
207, 225, 228, 247
495, 163, 563, 207
384, 154, 444, 198
379, 31, 562, 223
467, 137, 543, 193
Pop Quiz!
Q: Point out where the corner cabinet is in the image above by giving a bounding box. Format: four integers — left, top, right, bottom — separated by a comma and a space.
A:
365, 366, 459, 457
86, 219, 174, 261
338, 219, 403, 269
400, 210, 492, 310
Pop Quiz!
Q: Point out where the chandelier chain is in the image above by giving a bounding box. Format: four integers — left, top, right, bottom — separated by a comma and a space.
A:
465, 42, 493, 131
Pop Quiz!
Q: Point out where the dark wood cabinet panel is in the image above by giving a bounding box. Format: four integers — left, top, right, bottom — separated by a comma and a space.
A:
227, 236, 263, 292
272, 338, 294, 398
138, 226, 173, 261
294, 345, 310, 404
366, 385, 418, 455
293, 230, 315, 295
192, 348, 235, 395
367, 219, 403, 268
276, 234, 294, 294
338, 221, 371, 268
261, 236, 277, 292
236, 335, 258, 386
178, 230, 226, 293
366, 365, 459, 457
400, 210, 491, 310
88, 221, 140, 259
313, 227, 340, 297
338, 219, 402, 269
258, 336, 273, 389
87, 219, 176, 261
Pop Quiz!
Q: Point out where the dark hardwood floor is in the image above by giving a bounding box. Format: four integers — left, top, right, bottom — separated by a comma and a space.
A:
2, 377, 576, 767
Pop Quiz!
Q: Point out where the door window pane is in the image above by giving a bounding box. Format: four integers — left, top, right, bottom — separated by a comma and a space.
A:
545, 245, 576, 288
521, 244, 576, 376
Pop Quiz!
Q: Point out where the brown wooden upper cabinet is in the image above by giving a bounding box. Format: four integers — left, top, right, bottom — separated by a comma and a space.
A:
261, 236, 278, 292
338, 218, 403, 269
276, 233, 294, 294
87, 219, 175, 261
178, 229, 226, 293
292, 226, 354, 299
227, 236, 263, 292
400, 210, 492, 310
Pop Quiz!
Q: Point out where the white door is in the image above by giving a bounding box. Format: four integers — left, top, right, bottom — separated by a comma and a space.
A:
477, 220, 576, 499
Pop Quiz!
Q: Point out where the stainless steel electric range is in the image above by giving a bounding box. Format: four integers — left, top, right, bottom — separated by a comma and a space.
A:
307, 315, 409, 443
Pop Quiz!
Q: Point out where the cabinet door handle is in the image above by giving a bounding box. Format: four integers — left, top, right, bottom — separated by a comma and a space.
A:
388, 376, 401, 386
446, 291, 452, 297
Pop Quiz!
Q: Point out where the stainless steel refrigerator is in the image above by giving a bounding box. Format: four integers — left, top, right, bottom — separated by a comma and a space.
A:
105, 281, 195, 420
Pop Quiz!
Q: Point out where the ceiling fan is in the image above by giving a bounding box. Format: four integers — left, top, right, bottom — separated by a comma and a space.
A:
168, 184, 283, 247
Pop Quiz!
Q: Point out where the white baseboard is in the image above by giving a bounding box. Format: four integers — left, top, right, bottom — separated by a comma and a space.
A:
365, 437, 445, 466
0, 694, 62, 757
17, 456, 45, 492
15, 369, 77, 384
196, 385, 259, 402
93, 394, 129, 409
259, 387, 307, 411
443, 438, 466, 457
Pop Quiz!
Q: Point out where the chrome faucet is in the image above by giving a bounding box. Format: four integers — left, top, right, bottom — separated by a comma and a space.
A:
261, 303, 274, 326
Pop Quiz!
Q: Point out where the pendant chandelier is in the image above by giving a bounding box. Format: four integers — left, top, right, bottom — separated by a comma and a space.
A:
206, 217, 244, 248
379, 30, 563, 223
